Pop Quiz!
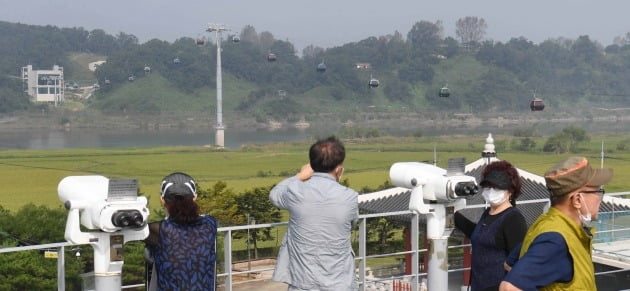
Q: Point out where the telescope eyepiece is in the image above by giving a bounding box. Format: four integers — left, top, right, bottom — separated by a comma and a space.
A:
112, 210, 145, 228
454, 182, 479, 198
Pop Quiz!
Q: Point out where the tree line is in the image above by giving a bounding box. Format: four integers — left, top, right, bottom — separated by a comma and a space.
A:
1, 19, 630, 118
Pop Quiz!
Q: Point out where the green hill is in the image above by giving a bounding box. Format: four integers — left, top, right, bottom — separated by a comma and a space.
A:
2, 20, 630, 120
64, 52, 105, 83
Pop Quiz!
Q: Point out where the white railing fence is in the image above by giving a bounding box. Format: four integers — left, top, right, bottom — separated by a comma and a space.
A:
2, 194, 630, 291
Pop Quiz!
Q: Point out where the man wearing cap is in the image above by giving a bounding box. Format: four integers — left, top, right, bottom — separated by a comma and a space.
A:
500, 157, 613, 291
269, 136, 358, 291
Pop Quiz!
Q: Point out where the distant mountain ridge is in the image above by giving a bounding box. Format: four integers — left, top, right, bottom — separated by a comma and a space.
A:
1, 20, 630, 120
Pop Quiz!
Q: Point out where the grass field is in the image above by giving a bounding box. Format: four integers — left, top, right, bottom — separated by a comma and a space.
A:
2, 134, 630, 212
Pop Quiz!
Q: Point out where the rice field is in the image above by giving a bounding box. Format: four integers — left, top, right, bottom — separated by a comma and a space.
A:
2, 134, 630, 212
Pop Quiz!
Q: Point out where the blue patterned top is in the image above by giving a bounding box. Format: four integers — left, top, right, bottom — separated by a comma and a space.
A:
150, 215, 217, 291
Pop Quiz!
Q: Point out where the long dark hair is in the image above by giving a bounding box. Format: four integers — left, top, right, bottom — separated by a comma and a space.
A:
164, 195, 200, 224
161, 172, 200, 224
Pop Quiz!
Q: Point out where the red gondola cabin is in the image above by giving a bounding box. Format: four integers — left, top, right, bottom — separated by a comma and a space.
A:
530, 98, 545, 111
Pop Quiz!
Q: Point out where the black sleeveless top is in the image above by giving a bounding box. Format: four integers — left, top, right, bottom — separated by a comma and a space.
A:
469, 207, 526, 291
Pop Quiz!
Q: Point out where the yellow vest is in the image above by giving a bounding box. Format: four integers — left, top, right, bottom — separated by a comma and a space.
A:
519, 207, 595, 291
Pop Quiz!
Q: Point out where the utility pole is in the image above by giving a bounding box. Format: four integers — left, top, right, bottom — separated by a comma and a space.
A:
206, 23, 227, 148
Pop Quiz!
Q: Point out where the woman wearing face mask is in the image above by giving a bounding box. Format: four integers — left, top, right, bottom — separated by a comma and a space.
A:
454, 160, 527, 291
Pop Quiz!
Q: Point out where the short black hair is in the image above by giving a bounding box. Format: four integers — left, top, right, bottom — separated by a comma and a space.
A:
309, 136, 345, 173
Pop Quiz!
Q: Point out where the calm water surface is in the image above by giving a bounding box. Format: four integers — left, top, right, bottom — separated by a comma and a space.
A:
2, 119, 629, 150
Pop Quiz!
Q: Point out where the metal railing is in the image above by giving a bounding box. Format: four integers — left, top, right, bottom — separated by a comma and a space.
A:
2, 194, 630, 291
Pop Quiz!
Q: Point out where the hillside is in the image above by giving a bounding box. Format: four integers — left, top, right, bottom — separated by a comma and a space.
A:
2, 21, 630, 122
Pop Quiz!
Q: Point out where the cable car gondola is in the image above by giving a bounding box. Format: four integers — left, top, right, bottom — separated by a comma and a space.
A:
530, 98, 545, 111
128, 75, 135, 82
195, 37, 206, 46
173, 57, 181, 64
144, 66, 151, 74
316, 62, 327, 73
368, 75, 379, 88
267, 53, 277, 62
232, 36, 240, 43
438, 86, 450, 97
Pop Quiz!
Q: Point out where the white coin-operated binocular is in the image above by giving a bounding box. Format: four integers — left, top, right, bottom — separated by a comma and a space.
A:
58, 175, 150, 291
389, 158, 479, 291
390, 159, 478, 215
389, 158, 480, 238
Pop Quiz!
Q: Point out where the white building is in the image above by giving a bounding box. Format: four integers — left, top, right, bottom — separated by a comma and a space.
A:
22, 65, 65, 104
88, 60, 106, 72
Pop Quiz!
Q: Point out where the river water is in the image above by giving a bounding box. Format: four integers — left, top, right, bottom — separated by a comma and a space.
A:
1, 118, 629, 150
0, 127, 315, 149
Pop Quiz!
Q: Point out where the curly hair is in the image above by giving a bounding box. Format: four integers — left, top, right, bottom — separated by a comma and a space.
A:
481, 160, 522, 205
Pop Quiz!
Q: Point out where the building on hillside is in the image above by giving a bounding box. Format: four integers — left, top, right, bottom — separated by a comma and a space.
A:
355, 63, 371, 69
88, 60, 106, 72
21, 65, 65, 104
358, 133, 630, 290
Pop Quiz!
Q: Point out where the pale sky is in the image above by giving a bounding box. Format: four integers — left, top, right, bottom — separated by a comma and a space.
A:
1, 0, 629, 52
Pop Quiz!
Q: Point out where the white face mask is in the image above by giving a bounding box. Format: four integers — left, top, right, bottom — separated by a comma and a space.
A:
578, 193, 592, 227
482, 188, 508, 206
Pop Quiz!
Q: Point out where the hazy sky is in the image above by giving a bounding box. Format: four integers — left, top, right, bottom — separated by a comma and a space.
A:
1, 0, 629, 52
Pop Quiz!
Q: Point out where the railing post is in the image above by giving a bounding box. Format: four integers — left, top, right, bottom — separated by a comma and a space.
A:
411, 213, 419, 291
57, 246, 65, 291
358, 217, 367, 291
224, 230, 232, 291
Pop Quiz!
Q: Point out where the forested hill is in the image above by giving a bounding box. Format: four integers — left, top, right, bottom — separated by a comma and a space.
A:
1, 20, 630, 119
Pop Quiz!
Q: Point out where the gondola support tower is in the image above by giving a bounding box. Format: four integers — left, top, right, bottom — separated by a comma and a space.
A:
207, 23, 228, 148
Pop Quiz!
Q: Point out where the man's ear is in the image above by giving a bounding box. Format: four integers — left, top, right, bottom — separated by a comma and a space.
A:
571, 193, 583, 209
160, 196, 166, 206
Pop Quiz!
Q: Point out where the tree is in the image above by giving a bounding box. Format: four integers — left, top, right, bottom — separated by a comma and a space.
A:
234, 186, 282, 259
115, 32, 139, 50
0, 75, 31, 113
259, 31, 275, 51
86, 29, 118, 55
240, 25, 259, 44
511, 137, 537, 152
302, 45, 324, 59
385, 31, 409, 64
384, 78, 412, 103
0, 204, 84, 290
571, 35, 603, 65
456, 16, 487, 47
543, 126, 590, 153
613, 32, 630, 46
562, 125, 590, 144
442, 36, 461, 58
367, 218, 398, 253
197, 181, 240, 226
543, 133, 571, 154
407, 20, 443, 58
